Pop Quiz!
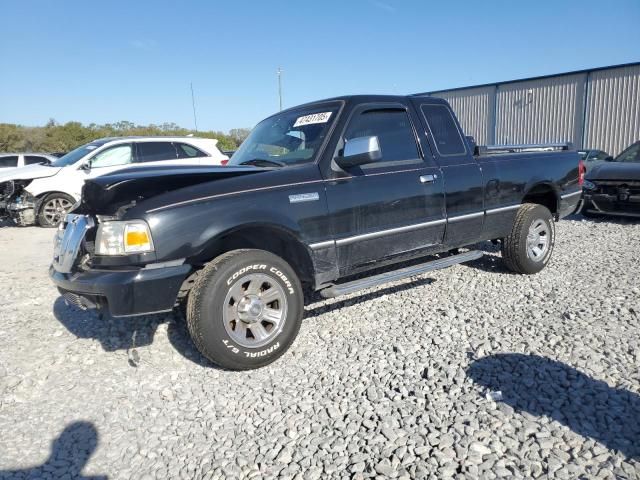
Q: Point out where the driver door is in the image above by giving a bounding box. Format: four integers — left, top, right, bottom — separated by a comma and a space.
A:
324, 104, 446, 275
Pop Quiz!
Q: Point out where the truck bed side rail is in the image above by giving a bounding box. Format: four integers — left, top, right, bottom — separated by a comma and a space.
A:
476, 142, 574, 156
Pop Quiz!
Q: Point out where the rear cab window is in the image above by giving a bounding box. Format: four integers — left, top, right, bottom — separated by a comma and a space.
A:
420, 104, 467, 157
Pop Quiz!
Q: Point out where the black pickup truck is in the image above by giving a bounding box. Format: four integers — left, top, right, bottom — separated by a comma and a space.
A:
50, 95, 583, 370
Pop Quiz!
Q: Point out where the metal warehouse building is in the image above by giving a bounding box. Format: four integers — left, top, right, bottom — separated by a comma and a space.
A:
422, 62, 640, 156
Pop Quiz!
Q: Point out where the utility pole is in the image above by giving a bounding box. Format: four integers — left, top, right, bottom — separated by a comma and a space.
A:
190, 82, 199, 132
277, 67, 283, 111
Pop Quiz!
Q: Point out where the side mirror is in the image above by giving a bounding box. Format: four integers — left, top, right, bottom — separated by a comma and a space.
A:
79, 162, 91, 171
605, 156, 614, 162
465, 135, 477, 151
336, 136, 382, 169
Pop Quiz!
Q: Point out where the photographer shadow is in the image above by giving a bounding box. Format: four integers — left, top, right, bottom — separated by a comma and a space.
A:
0, 421, 106, 480
52, 297, 213, 368
467, 353, 640, 459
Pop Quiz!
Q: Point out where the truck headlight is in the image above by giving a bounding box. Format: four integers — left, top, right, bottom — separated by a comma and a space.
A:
95, 220, 155, 255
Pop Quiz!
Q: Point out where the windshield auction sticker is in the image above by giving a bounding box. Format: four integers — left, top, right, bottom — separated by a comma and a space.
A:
293, 112, 332, 128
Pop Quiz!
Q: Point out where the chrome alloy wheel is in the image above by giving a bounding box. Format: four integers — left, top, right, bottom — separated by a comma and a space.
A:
223, 273, 288, 348
43, 197, 73, 224
526, 219, 550, 262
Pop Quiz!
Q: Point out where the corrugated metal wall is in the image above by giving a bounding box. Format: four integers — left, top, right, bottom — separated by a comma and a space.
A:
494, 74, 586, 146
431, 86, 495, 145
429, 63, 640, 155
584, 64, 640, 155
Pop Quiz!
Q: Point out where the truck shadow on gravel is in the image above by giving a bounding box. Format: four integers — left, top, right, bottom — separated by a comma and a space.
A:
459, 242, 511, 275
467, 353, 640, 459
0, 421, 106, 479
52, 297, 214, 368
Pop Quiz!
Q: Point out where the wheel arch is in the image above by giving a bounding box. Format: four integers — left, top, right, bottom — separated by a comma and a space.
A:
190, 223, 316, 285
35, 190, 78, 200
522, 181, 560, 216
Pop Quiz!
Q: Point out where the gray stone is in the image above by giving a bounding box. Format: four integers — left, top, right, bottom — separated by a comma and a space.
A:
0, 220, 637, 480
375, 458, 396, 477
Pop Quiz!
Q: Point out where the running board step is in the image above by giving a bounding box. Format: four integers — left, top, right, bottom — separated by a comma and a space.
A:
320, 250, 483, 299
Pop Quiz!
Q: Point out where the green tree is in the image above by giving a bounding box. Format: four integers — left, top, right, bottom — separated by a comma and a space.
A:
229, 128, 251, 144
0, 120, 243, 154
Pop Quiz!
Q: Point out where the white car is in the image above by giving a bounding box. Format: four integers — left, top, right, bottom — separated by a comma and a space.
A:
0, 153, 58, 170
0, 136, 228, 227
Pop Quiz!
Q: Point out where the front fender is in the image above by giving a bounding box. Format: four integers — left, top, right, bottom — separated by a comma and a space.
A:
197, 210, 304, 253
140, 186, 331, 264
25, 177, 80, 201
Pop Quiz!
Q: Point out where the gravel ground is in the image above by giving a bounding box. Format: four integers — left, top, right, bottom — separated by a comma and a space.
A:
0, 215, 639, 480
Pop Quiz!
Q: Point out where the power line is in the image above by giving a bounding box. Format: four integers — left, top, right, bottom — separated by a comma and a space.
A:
277, 67, 283, 111
190, 82, 198, 132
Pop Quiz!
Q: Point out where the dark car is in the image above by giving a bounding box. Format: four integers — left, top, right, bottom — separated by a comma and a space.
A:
577, 149, 612, 172
49, 95, 582, 370
582, 141, 640, 218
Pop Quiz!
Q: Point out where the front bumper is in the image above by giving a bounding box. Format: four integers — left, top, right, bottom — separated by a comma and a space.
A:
50, 263, 191, 317
583, 192, 640, 217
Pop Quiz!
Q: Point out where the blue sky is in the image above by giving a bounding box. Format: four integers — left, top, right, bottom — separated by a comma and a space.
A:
1, 0, 639, 132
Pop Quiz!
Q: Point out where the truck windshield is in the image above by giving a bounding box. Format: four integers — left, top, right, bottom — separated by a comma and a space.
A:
229, 103, 340, 167
50, 140, 110, 167
615, 142, 640, 163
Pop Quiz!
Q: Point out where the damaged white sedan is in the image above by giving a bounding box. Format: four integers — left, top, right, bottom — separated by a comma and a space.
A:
0, 136, 229, 227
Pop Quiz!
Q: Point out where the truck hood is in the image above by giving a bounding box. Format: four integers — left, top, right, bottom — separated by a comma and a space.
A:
0, 164, 62, 182
587, 162, 640, 181
80, 164, 269, 214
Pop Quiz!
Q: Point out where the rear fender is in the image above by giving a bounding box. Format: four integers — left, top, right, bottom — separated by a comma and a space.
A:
522, 180, 561, 214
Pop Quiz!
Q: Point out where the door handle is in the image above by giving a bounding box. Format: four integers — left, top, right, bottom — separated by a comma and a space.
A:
420, 174, 437, 184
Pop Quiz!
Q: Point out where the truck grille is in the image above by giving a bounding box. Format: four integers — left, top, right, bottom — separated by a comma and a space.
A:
61, 290, 88, 309
58, 288, 98, 310
52, 214, 95, 274
593, 180, 640, 196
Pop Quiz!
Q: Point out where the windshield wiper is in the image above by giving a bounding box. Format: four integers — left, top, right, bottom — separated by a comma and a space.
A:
238, 158, 286, 168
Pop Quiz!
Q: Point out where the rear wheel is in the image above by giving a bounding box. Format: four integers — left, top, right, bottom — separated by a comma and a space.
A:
37, 193, 75, 227
186, 249, 303, 370
501, 203, 555, 274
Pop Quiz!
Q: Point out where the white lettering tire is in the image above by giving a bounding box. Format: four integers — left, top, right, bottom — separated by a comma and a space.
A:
186, 249, 303, 370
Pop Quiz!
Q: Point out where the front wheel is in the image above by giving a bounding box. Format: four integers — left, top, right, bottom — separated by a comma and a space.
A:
186, 249, 303, 370
37, 193, 75, 227
501, 203, 555, 274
